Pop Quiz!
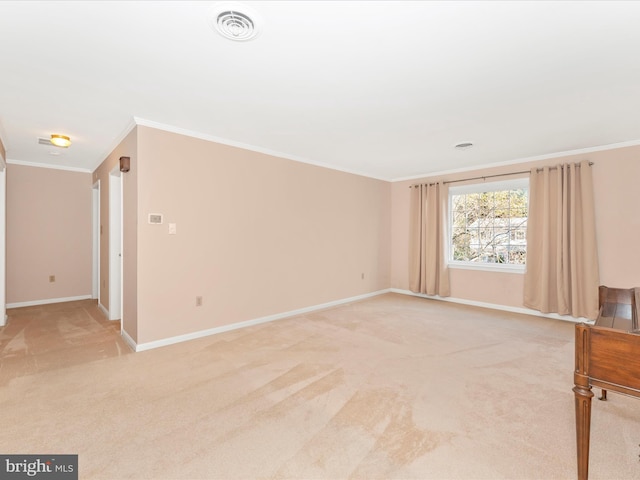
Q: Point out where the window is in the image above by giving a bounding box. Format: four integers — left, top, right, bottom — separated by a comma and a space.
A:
449, 178, 528, 270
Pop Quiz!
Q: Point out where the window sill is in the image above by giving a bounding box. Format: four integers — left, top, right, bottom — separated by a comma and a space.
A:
447, 262, 526, 274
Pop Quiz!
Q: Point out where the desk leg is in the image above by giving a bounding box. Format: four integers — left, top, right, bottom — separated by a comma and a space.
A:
573, 384, 594, 480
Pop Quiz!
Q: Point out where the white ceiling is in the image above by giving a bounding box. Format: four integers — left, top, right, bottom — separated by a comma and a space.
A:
1, 1, 640, 181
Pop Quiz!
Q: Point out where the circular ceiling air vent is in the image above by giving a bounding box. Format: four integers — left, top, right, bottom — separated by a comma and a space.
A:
209, 3, 261, 42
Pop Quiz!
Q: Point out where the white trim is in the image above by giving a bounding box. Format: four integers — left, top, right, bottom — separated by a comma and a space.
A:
108, 166, 122, 321
92, 180, 100, 300
121, 329, 137, 352
132, 289, 391, 352
0, 168, 5, 326
390, 288, 593, 324
391, 138, 640, 182
6, 158, 91, 173
119, 170, 124, 335
448, 177, 529, 195
89, 118, 137, 172
447, 262, 526, 274
7, 295, 93, 309
133, 117, 388, 182
98, 302, 109, 319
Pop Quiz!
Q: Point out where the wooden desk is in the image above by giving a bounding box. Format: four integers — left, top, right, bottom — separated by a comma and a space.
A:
573, 286, 640, 480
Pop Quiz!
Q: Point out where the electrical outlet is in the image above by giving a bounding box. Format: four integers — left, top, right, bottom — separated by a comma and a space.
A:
49, 275, 56, 283
195, 296, 203, 307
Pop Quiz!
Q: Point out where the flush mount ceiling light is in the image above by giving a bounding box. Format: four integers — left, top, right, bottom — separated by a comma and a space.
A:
209, 2, 262, 41
454, 142, 474, 150
50, 134, 71, 148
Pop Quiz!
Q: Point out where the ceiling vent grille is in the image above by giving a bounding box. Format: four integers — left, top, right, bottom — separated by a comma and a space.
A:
37, 137, 52, 146
217, 11, 255, 40
209, 3, 261, 42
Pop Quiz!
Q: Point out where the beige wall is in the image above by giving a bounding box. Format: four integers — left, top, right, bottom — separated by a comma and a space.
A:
133, 126, 391, 343
92, 125, 390, 345
91, 123, 638, 345
0, 137, 5, 163
7, 164, 92, 304
92, 128, 138, 340
391, 145, 640, 308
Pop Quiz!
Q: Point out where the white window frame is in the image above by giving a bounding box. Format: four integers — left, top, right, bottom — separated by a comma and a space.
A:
447, 178, 529, 273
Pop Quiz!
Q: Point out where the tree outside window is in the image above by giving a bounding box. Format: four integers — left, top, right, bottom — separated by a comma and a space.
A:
450, 182, 528, 266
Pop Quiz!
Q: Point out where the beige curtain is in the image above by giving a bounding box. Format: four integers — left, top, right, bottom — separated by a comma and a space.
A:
409, 182, 450, 296
523, 160, 600, 319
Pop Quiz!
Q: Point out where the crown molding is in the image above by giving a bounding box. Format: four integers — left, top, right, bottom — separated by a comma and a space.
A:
7, 159, 92, 173
133, 117, 389, 182
89, 117, 138, 172
391, 138, 640, 183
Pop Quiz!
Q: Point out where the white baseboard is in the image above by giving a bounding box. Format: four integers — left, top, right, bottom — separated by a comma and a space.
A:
133, 289, 392, 352
6, 295, 93, 309
98, 303, 109, 319
390, 288, 593, 324
121, 329, 136, 352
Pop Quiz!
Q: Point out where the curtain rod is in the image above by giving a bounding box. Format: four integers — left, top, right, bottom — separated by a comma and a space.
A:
409, 161, 594, 188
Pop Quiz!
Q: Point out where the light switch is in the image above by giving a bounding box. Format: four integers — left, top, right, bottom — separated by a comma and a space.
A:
169, 223, 177, 235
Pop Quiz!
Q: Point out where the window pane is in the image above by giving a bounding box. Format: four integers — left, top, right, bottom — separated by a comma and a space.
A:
450, 184, 528, 266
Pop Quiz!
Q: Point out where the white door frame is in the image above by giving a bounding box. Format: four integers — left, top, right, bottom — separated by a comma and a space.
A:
92, 180, 100, 303
108, 167, 122, 323
0, 166, 6, 327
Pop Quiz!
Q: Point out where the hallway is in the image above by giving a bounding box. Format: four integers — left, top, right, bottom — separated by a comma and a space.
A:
0, 299, 130, 386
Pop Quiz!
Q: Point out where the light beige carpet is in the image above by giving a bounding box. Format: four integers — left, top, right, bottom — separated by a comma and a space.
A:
1, 294, 639, 479
0, 299, 127, 386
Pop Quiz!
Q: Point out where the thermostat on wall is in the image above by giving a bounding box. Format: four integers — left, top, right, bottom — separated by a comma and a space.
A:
148, 213, 163, 224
